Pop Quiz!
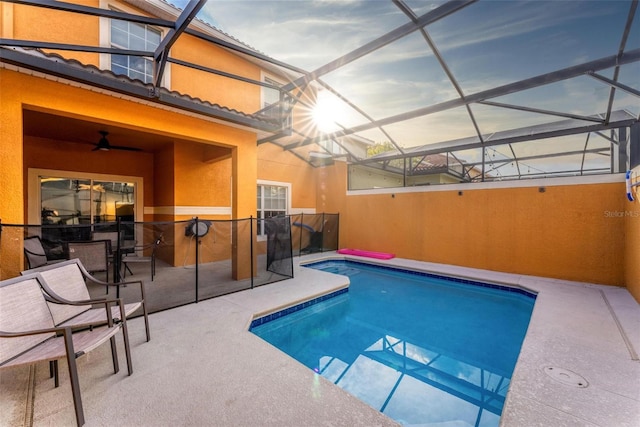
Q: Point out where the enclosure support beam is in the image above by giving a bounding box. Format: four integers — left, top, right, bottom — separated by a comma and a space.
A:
285, 48, 640, 151
153, 0, 206, 88
630, 124, 640, 169
612, 127, 627, 173
281, 0, 477, 92
3, 0, 175, 27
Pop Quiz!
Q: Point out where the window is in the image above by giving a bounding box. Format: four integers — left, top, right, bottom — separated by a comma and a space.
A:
319, 138, 345, 156
257, 183, 289, 236
110, 18, 161, 84
29, 169, 143, 241
263, 76, 281, 108
40, 177, 136, 241
261, 75, 286, 121
40, 176, 135, 234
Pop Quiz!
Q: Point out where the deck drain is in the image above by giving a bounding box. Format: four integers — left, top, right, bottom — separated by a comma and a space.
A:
543, 367, 589, 388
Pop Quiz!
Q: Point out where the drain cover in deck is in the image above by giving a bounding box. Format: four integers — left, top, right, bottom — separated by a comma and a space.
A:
543, 367, 589, 388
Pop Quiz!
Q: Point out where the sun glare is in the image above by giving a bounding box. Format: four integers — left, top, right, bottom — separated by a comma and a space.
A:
312, 91, 343, 133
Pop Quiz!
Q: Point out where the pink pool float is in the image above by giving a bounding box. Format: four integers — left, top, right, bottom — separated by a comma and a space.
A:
337, 248, 395, 260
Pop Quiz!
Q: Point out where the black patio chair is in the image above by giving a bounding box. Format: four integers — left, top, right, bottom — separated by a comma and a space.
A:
23, 235, 66, 269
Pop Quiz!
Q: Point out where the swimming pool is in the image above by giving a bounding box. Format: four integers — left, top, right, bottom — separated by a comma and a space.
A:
250, 260, 536, 426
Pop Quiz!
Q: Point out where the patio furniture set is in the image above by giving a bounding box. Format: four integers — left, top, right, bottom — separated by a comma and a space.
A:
23, 233, 159, 283
0, 256, 151, 426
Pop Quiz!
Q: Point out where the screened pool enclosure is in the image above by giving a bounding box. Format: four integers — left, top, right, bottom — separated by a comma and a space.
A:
1, 0, 638, 189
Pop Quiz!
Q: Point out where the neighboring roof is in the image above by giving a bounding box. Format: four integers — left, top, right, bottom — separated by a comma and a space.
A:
360, 152, 484, 182
363, 110, 638, 163
412, 153, 451, 172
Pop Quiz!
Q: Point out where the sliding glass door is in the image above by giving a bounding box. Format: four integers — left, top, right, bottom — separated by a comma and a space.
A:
39, 176, 136, 240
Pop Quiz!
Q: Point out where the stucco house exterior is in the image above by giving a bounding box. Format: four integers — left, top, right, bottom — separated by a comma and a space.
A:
1, 0, 639, 302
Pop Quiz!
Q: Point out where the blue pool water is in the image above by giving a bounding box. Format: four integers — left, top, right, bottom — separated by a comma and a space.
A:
250, 261, 536, 426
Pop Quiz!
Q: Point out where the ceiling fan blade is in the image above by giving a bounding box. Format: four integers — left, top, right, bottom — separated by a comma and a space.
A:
110, 145, 142, 152
90, 131, 141, 152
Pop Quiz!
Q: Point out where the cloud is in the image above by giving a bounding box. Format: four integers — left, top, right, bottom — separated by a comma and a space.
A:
196, 0, 406, 68
178, 0, 636, 172
428, 0, 620, 53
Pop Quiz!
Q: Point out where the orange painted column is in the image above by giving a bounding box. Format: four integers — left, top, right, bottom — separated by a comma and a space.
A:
0, 70, 26, 278
231, 141, 257, 280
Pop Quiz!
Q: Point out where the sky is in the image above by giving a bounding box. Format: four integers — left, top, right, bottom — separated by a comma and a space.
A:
170, 0, 640, 176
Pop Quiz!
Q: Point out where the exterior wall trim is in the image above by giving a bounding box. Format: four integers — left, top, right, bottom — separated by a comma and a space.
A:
347, 173, 626, 196
290, 208, 316, 214
146, 206, 232, 216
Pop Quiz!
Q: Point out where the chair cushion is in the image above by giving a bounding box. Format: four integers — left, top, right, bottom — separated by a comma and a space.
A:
0, 277, 55, 364
37, 264, 91, 326
67, 241, 108, 273
23, 237, 48, 268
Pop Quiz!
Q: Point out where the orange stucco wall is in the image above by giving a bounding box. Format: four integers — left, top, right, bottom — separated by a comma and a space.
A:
315, 162, 346, 214
170, 35, 262, 113
257, 143, 317, 210
0, 69, 258, 278
318, 161, 627, 287
153, 147, 176, 211
0, 71, 23, 279
174, 142, 232, 208
4, 1, 99, 66
172, 142, 234, 266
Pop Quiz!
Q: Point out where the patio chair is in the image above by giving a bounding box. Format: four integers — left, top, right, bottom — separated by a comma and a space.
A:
92, 231, 116, 262
24, 258, 151, 342
122, 236, 162, 281
0, 273, 130, 426
67, 240, 111, 282
92, 231, 120, 248
92, 231, 135, 282
23, 235, 66, 269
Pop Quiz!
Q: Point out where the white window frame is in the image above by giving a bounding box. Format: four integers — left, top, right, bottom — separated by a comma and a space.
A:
261, 74, 282, 109
256, 180, 291, 241
260, 72, 293, 127
99, 1, 171, 88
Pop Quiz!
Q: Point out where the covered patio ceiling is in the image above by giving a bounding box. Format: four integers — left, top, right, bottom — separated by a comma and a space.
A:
22, 110, 178, 153
1, 0, 639, 178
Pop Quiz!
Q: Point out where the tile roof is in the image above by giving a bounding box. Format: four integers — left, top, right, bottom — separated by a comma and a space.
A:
0, 46, 281, 132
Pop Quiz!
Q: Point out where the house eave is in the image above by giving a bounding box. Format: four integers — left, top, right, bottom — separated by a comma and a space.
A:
0, 47, 281, 134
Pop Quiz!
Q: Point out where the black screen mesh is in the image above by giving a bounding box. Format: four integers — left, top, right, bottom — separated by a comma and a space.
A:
265, 215, 293, 278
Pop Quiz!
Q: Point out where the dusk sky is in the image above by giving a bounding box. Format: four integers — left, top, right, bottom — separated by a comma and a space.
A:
171, 0, 639, 176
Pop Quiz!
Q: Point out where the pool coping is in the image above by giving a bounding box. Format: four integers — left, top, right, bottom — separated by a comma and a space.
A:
302, 258, 538, 298
250, 257, 538, 330
249, 287, 349, 328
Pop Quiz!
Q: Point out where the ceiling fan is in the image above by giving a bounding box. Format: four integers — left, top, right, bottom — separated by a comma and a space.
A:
92, 131, 141, 152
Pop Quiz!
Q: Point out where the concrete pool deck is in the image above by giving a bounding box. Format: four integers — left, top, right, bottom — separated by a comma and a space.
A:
1, 253, 639, 426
